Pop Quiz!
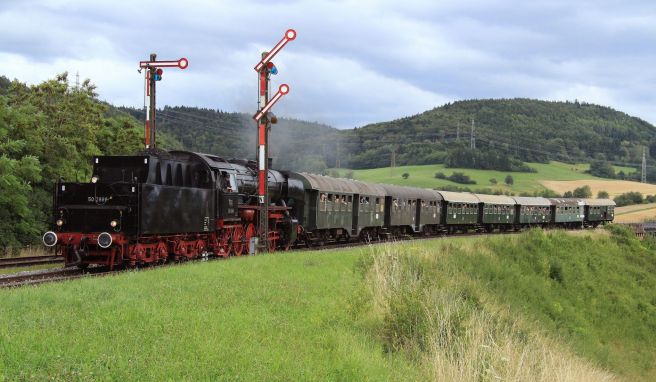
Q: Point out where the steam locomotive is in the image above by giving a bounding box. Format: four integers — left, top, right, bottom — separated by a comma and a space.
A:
43, 149, 300, 269
43, 149, 615, 269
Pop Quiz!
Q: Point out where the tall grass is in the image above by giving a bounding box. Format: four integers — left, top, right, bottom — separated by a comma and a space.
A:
353, 228, 656, 381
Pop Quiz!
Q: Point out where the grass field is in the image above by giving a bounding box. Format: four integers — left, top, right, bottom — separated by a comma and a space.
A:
331, 161, 639, 195
1, 228, 654, 381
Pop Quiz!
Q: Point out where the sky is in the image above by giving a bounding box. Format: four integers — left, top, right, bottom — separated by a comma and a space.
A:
1, 0, 655, 129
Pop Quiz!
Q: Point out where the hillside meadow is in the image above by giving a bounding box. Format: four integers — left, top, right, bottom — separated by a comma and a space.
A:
1, 227, 654, 381
332, 161, 638, 195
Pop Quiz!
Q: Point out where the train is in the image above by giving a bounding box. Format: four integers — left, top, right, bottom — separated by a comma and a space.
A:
42, 149, 615, 269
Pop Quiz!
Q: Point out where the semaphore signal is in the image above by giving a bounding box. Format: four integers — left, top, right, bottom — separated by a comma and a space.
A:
253, 29, 296, 253
138, 54, 189, 149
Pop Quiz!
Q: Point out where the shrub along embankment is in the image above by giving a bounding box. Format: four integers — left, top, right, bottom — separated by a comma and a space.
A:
352, 226, 656, 381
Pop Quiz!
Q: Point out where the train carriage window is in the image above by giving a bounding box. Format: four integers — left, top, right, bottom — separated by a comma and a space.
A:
320, 193, 327, 211
327, 194, 334, 211
165, 164, 173, 185
175, 164, 183, 186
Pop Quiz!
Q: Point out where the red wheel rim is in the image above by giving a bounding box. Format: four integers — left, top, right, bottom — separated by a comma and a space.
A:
232, 226, 244, 256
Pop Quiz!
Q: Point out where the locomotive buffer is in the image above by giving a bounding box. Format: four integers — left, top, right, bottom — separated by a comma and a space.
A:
253, 29, 296, 252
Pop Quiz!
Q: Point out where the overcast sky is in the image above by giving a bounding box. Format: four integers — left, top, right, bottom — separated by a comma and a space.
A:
1, 0, 655, 128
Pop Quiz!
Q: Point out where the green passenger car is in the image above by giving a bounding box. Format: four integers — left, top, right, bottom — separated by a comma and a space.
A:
437, 191, 480, 226
294, 173, 386, 236
379, 185, 441, 233
548, 198, 584, 225
511, 197, 551, 225
475, 194, 516, 225
581, 198, 615, 225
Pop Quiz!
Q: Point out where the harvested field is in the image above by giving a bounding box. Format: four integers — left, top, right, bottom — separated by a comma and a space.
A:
539, 180, 656, 198
615, 203, 656, 223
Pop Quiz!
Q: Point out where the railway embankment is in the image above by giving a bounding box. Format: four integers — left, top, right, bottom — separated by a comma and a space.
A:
0, 226, 653, 381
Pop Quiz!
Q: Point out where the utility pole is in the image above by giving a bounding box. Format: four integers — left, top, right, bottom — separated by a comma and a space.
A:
470, 118, 476, 150
253, 29, 296, 253
138, 55, 189, 149
75, 71, 80, 90
642, 148, 647, 183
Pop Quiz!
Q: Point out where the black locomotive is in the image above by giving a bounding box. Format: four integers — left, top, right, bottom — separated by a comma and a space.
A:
44, 149, 299, 268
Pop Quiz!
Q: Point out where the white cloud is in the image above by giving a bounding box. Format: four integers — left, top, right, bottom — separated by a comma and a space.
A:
1, 0, 655, 127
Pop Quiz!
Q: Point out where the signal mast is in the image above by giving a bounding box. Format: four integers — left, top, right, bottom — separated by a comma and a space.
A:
138, 54, 189, 149
253, 29, 296, 252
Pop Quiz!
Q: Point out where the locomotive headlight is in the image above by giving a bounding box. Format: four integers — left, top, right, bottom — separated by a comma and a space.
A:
97, 232, 112, 249
110, 219, 118, 228
56, 219, 64, 227
91, 175, 99, 184
42, 231, 58, 247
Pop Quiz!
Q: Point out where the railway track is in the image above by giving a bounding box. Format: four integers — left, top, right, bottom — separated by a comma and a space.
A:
0, 227, 600, 289
0, 255, 64, 269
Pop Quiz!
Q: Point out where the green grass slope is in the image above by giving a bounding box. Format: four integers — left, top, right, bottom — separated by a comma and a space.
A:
0, 251, 420, 381
353, 227, 656, 381
333, 161, 635, 194
1, 228, 654, 380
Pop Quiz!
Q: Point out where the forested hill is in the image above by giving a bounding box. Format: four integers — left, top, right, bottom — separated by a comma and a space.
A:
125, 99, 656, 175
118, 106, 340, 173
341, 99, 656, 171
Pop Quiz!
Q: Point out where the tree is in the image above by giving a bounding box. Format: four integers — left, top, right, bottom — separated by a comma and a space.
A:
597, 190, 609, 199
0, 155, 42, 249
589, 160, 615, 178
573, 185, 592, 198
402, 173, 409, 179
505, 175, 514, 185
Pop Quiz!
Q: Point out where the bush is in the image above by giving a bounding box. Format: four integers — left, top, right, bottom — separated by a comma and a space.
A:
614, 192, 644, 207
402, 173, 409, 179
597, 190, 609, 199
434, 172, 446, 179
489, 178, 497, 185
447, 172, 476, 185
505, 175, 514, 185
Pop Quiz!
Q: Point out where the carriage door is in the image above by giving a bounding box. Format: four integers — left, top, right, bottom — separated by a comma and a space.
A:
415, 199, 422, 232
352, 194, 359, 235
